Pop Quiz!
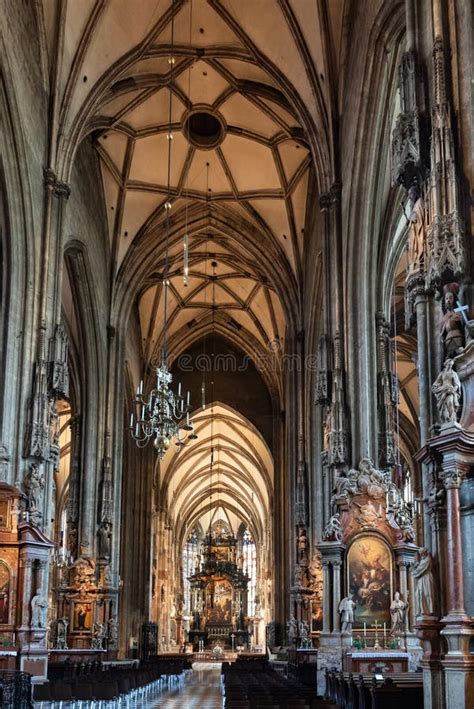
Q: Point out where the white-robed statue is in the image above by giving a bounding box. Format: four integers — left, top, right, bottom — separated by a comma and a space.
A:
338, 595, 356, 633
31, 587, 48, 628
412, 548, 435, 617
389, 591, 407, 635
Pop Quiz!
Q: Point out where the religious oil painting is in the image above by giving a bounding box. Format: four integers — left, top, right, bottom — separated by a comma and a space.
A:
0, 563, 10, 625
0, 501, 9, 528
347, 535, 392, 628
73, 602, 92, 631
206, 579, 233, 624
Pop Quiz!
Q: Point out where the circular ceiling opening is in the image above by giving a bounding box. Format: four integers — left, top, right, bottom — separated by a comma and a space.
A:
184, 111, 224, 149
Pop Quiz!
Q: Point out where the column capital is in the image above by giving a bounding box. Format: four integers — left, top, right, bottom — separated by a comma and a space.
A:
441, 466, 467, 490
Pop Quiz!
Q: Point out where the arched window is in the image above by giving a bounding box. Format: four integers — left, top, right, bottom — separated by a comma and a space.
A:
182, 528, 200, 612
242, 528, 257, 617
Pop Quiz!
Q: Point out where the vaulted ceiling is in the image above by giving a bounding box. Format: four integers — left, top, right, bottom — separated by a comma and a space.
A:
159, 403, 273, 549
42, 0, 344, 545
41, 0, 345, 368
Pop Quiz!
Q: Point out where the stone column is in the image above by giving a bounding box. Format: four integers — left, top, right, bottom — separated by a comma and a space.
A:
441, 466, 467, 618
439, 460, 474, 709
417, 417, 474, 709
332, 561, 341, 633
322, 560, 331, 633
414, 288, 436, 547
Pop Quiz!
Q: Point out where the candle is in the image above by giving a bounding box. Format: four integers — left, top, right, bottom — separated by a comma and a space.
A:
383, 622, 386, 638
363, 622, 366, 637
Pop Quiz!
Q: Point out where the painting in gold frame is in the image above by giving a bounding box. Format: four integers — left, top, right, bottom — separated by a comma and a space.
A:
73, 602, 92, 631
347, 535, 392, 628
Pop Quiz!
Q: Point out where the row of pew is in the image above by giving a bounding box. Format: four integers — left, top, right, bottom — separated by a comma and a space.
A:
33, 656, 192, 706
324, 669, 424, 709
222, 659, 332, 709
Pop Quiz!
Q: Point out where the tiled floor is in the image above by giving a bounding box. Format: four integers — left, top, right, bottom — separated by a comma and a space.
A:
150, 662, 223, 708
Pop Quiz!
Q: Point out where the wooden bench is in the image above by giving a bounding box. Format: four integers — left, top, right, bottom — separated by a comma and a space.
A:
324, 669, 423, 709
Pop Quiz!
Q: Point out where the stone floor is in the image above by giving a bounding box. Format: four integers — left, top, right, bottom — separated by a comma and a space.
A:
150, 662, 223, 708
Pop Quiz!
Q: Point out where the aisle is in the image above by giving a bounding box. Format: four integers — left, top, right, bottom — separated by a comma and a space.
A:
150, 662, 223, 708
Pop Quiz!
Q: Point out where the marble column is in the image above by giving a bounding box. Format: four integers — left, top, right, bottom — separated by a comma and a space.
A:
322, 561, 331, 633
441, 466, 468, 618
332, 561, 341, 633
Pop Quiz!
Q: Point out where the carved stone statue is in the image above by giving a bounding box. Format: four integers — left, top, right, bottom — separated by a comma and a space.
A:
107, 616, 118, 644
91, 622, 106, 650
56, 617, 68, 649
412, 547, 435, 617
394, 502, 415, 542
332, 458, 386, 507
71, 556, 96, 587
31, 587, 48, 627
299, 619, 310, 646
356, 458, 386, 499
331, 470, 359, 505
308, 552, 323, 599
338, 595, 356, 633
294, 564, 307, 588
407, 185, 425, 274
390, 592, 407, 635
287, 615, 298, 645
322, 513, 343, 542
297, 529, 309, 564
432, 359, 461, 424
98, 522, 112, 558
101, 564, 113, 587
353, 500, 383, 528
439, 287, 465, 359
23, 463, 45, 523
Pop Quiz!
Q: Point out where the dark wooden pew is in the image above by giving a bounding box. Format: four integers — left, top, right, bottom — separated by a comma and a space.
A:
325, 669, 423, 709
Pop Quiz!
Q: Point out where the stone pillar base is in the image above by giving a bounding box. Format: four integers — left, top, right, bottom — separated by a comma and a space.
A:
316, 644, 344, 696
441, 620, 474, 709
415, 618, 444, 709
17, 632, 49, 683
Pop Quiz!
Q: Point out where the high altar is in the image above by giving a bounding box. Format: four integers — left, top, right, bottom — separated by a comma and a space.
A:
188, 526, 249, 649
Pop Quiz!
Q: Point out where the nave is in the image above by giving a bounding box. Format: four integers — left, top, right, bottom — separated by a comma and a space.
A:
0, 0, 473, 708
149, 663, 222, 709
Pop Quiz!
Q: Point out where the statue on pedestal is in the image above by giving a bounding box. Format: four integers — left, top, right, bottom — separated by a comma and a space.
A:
287, 615, 298, 645
432, 359, 461, 424
98, 522, 112, 558
389, 592, 407, 635
107, 616, 118, 645
297, 529, 309, 564
406, 184, 425, 274
56, 617, 68, 649
412, 548, 435, 617
31, 587, 48, 628
299, 619, 310, 647
23, 463, 45, 525
439, 286, 465, 359
322, 513, 343, 542
338, 595, 356, 633
91, 622, 106, 649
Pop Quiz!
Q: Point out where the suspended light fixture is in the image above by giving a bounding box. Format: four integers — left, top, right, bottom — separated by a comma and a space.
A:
129, 1, 196, 459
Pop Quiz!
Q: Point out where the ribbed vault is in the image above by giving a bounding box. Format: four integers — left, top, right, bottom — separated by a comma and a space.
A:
158, 403, 273, 552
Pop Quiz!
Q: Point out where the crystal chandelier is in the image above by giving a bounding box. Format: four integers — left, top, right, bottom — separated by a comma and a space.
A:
129, 2, 196, 459
130, 364, 196, 457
